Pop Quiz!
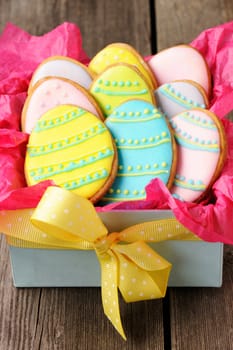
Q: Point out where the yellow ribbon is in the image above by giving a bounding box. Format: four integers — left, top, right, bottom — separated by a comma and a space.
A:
0, 186, 198, 340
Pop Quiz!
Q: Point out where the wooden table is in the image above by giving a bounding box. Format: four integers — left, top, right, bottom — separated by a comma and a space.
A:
0, 1, 233, 349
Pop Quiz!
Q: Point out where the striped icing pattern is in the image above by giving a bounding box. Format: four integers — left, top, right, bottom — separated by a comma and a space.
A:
88, 43, 156, 89
90, 64, 155, 117
102, 100, 174, 202
170, 109, 222, 202
25, 105, 115, 199
155, 81, 207, 120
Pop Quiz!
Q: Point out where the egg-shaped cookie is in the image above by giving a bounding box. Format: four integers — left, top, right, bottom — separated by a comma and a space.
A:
29, 56, 94, 92
25, 105, 117, 203
89, 42, 157, 89
90, 63, 156, 118
22, 77, 104, 133
155, 80, 208, 120
148, 45, 211, 97
170, 109, 227, 202
102, 99, 176, 203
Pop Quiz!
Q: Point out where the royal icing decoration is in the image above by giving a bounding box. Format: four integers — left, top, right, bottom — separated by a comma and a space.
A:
22, 77, 104, 133
90, 64, 156, 117
155, 81, 208, 120
25, 105, 116, 200
102, 100, 175, 202
29, 56, 94, 92
148, 45, 211, 96
89, 42, 157, 89
170, 109, 225, 202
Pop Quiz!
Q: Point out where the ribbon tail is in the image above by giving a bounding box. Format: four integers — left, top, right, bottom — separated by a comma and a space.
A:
114, 241, 172, 302
98, 252, 126, 340
146, 266, 172, 298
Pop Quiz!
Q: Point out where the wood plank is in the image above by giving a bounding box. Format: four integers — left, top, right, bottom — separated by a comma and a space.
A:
155, 0, 233, 50
155, 1, 233, 348
169, 246, 233, 350
0, 0, 152, 57
0, 235, 42, 350
33, 289, 164, 350
0, 1, 165, 349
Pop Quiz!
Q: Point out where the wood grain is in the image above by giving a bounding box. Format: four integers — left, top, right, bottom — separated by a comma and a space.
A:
169, 246, 233, 350
0, 235, 42, 350
0, 0, 152, 57
155, 0, 233, 50
34, 289, 164, 350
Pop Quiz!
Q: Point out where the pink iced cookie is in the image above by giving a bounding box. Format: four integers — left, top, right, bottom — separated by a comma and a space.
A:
148, 45, 211, 97
170, 109, 227, 202
22, 77, 104, 133
28, 56, 94, 92
155, 80, 209, 120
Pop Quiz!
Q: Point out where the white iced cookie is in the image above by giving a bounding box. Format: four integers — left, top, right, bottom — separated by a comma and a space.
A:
155, 80, 209, 120
29, 56, 94, 92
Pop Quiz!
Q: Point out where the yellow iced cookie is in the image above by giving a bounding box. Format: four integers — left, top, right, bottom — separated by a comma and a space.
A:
90, 63, 156, 117
25, 105, 117, 203
89, 42, 157, 89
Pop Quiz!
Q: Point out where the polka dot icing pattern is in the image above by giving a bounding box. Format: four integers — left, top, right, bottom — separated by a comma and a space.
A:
22, 77, 103, 134
90, 64, 155, 117
25, 105, 116, 200
89, 42, 157, 89
103, 100, 175, 202
170, 111, 219, 152
148, 45, 211, 96
29, 56, 94, 92
155, 81, 208, 120
28, 121, 107, 157
29, 148, 113, 181
170, 109, 225, 202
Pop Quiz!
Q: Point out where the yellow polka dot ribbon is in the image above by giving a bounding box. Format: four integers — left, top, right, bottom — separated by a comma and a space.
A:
0, 186, 198, 340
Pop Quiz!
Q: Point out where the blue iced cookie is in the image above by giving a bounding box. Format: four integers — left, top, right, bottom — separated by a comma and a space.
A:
102, 99, 176, 202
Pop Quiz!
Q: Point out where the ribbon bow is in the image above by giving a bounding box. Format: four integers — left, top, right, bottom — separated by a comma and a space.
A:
0, 186, 197, 339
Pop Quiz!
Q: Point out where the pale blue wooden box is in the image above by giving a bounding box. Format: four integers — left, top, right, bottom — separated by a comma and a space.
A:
9, 210, 223, 287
